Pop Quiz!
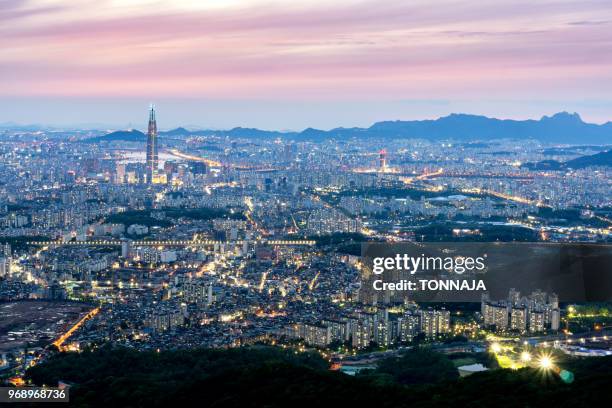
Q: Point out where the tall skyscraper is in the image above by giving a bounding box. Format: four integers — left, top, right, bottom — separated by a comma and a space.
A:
146, 105, 158, 183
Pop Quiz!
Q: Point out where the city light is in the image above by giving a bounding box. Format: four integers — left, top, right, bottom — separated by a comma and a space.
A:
0, 101, 610, 401
537, 354, 554, 370
520, 351, 531, 362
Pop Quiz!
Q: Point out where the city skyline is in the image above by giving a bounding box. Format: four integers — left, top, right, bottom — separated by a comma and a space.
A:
1, 1, 611, 404
2, 0, 612, 128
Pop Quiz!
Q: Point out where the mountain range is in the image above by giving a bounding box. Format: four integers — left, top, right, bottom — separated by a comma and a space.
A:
84, 112, 612, 144
522, 149, 612, 170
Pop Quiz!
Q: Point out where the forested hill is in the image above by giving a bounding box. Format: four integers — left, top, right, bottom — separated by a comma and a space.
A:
25, 345, 612, 407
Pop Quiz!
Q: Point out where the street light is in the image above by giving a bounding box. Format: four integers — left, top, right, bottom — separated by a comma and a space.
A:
520, 351, 531, 362
537, 355, 553, 370
490, 342, 501, 353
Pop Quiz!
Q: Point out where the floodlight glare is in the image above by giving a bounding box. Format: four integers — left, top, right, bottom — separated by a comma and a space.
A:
538, 355, 553, 369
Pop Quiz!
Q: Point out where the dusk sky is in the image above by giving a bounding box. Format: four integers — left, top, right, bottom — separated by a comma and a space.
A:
1, 0, 612, 130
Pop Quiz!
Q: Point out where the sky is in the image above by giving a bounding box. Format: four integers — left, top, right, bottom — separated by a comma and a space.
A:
1, 0, 612, 130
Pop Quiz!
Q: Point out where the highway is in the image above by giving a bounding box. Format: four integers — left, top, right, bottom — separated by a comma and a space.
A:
52, 307, 100, 351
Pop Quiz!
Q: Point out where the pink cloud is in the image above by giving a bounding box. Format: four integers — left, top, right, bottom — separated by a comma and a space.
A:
0, 0, 611, 101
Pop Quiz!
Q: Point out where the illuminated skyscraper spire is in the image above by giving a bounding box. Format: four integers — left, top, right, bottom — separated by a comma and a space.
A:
146, 104, 158, 183
149, 103, 156, 122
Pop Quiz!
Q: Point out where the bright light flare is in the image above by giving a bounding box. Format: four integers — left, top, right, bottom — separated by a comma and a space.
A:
537, 355, 554, 370
490, 342, 501, 353
520, 351, 531, 362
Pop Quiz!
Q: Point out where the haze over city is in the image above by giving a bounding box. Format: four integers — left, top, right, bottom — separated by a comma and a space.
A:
2, 0, 612, 129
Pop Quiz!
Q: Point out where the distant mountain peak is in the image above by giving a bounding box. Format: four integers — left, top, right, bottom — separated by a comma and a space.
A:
361, 111, 605, 143
161, 127, 191, 136
82, 129, 145, 143
542, 111, 583, 122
